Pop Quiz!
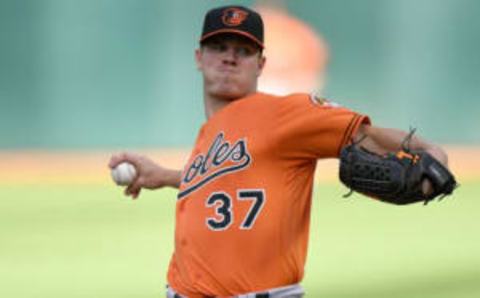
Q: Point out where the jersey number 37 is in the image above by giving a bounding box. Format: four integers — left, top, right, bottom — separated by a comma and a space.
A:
205, 189, 266, 231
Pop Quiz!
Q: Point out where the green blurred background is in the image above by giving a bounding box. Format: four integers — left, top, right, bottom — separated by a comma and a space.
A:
1, 0, 479, 297
1, 0, 479, 148
1, 183, 479, 298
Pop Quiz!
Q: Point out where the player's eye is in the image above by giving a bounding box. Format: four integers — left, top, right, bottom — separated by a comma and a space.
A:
205, 42, 257, 57
205, 43, 221, 52
208, 43, 228, 52
235, 46, 255, 57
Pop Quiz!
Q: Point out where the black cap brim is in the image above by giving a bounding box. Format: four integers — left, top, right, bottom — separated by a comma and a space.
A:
200, 29, 264, 49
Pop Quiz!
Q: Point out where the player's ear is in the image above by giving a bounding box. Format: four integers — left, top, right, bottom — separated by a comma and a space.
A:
256, 55, 266, 77
195, 48, 203, 70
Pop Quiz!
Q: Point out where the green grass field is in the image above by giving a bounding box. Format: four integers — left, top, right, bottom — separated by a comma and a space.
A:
1, 182, 479, 298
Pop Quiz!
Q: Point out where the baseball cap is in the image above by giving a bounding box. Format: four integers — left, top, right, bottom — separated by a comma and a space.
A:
200, 5, 264, 49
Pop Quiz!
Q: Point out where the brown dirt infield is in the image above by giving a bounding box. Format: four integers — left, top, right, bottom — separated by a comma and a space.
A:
0, 146, 478, 185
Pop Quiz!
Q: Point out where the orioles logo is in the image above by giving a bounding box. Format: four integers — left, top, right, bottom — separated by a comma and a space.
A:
310, 93, 341, 108
222, 8, 249, 26
177, 132, 252, 199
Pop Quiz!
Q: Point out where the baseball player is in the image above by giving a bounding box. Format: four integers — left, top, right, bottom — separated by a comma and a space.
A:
109, 5, 456, 298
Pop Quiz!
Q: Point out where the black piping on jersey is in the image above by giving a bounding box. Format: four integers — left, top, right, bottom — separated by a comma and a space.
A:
338, 114, 361, 155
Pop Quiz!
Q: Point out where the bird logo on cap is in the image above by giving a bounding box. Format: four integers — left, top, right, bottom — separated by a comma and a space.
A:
222, 8, 249, 26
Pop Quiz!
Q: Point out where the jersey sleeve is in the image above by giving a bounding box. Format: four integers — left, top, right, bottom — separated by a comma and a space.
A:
271, 94, 371, 160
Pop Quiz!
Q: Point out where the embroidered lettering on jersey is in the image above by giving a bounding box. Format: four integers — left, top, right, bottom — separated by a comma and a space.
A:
178, 132, 251, 199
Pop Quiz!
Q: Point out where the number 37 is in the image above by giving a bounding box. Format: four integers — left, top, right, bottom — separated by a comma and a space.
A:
205, 189, 266, 231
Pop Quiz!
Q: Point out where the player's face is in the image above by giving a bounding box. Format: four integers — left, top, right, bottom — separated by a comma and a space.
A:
196, 34, 266, 100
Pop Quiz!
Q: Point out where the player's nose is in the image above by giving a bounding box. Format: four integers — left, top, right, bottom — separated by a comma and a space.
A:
221, 47, 238, 65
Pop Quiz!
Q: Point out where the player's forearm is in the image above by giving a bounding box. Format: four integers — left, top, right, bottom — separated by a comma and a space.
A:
357, 125, 448, 167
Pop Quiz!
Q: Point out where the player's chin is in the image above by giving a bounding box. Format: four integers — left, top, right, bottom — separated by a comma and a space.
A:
211, 86, 247, 100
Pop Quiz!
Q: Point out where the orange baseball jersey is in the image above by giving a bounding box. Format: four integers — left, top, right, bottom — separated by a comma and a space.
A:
167, 92, 370, 297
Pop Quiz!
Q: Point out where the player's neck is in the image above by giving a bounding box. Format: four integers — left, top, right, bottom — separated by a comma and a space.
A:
204, 96, 229, 119
203, 91, 256, 119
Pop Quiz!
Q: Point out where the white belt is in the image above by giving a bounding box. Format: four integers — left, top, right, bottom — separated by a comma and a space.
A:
167, 283, 304, 298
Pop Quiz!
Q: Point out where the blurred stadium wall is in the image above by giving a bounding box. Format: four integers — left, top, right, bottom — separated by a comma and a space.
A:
0, 0, 480, 184
1, 0, 479, 150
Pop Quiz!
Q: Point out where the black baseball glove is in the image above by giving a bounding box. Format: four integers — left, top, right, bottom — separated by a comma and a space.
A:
339, 137, 457, 205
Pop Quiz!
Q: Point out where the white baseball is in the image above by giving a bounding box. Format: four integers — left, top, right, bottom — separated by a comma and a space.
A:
111, 162, 137, 186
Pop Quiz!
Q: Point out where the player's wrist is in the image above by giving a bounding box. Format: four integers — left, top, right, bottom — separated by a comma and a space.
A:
161, 168, 182, 189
